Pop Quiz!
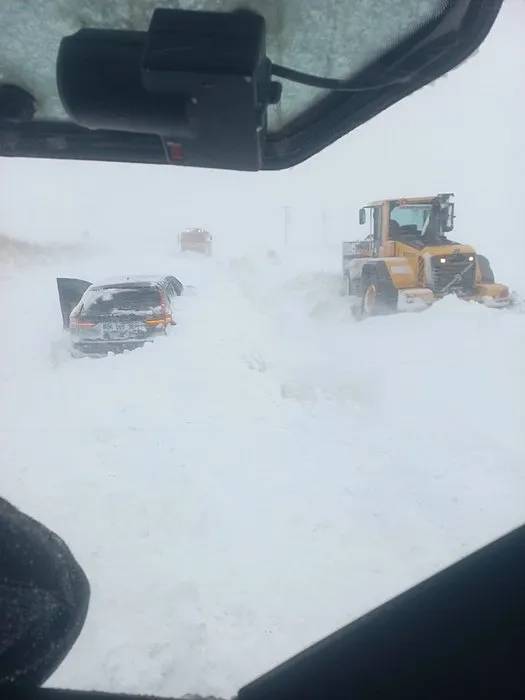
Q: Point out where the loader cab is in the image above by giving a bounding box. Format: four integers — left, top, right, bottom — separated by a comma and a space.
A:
387, 195, 456, 248
389, 203, 432, 248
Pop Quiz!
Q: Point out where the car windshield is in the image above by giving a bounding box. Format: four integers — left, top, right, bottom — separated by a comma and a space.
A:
82, 286, 161, 314
1, 2, 524, 699
0, 0, 443, 132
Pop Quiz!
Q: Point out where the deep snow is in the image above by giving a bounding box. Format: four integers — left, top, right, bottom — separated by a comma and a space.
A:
1, 244, 524, 698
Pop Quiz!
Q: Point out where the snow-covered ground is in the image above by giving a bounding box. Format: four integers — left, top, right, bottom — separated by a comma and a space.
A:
1, 243, 524, 698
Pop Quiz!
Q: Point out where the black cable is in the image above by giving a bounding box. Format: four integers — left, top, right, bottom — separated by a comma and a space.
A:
271, 62, 410, 92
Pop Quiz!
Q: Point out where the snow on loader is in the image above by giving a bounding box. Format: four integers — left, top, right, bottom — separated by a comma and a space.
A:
342, 193, 512, 318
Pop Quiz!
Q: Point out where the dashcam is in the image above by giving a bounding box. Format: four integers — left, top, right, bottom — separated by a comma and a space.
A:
57, 8, 281, 170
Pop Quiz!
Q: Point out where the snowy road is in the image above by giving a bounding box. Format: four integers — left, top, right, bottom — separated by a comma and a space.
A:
1, 247, 524, 698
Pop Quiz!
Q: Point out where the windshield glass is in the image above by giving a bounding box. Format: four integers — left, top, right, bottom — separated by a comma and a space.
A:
390, 204, 431, 233
182, 230, 210, 241
0, 0, 443, 131
1, 3, 523, 700
83, 287, 161, 314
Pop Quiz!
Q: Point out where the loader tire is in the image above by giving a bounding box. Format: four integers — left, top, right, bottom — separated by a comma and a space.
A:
477, 255, 495, 283
359, 263, 398, 319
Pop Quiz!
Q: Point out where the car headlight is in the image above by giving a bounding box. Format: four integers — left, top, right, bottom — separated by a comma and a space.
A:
440, 257, 446, 264
468, 255, 474, 262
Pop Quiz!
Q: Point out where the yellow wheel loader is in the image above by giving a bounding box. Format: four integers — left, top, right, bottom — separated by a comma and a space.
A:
342, 194, 511, 318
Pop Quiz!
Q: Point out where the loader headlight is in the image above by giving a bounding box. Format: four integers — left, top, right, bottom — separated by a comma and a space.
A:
440, 257, 447, 264
468, 255, 474, 262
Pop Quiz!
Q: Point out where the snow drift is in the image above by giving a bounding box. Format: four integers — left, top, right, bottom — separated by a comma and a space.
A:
1, 246, 523, 698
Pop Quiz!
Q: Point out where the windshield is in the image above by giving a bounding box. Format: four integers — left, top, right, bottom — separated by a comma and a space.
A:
0, 0, 443, 132
389, 203, 450, 244
1, 2, 524, 699
182, 231, 210, 241
82, 287, 161, 315
390, 204, 431, 233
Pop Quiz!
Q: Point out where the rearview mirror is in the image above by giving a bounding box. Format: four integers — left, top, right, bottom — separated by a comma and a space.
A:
359, 208, 366, 225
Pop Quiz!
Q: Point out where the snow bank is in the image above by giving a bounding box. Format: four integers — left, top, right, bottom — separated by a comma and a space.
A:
0, 232, 85, 265
1, 247, 524, 698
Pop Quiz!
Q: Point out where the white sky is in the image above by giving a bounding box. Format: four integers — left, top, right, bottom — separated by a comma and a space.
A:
0, 0, 524, 285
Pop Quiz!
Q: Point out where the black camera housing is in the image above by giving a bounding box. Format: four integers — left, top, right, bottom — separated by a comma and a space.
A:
57, 9, 280, 170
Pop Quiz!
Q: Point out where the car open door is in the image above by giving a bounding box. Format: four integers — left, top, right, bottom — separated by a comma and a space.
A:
56, 278, 92, 328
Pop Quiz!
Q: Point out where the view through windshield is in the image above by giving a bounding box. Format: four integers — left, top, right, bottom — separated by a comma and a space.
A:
1, 3, 524, 699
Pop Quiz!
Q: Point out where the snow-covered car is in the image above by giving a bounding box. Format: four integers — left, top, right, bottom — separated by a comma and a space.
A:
57, 275, 183, 356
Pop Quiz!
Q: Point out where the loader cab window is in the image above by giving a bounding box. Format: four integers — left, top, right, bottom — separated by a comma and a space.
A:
390, 205, 430, 234
389, 204, 435, 244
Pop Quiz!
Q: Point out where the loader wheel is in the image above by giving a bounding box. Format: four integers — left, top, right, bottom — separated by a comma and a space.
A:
358, 263, 398, 319
477, 255, 495, 284
361, 283, 378, 317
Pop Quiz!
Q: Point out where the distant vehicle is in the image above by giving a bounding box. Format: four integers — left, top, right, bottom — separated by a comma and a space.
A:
342, 193, 511, 318
57, 275, 183, 356
179, 228, 212, 255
